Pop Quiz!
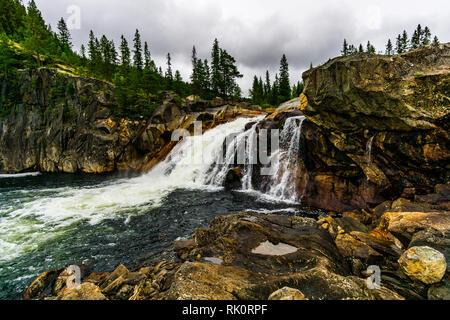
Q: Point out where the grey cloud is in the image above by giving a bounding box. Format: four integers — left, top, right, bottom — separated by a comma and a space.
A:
34, 0, 449, 94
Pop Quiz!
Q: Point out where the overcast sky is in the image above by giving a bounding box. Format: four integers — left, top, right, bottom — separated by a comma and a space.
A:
33, 0, 449, 95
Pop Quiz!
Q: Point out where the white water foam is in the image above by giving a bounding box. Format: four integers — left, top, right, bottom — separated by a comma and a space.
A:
0, 172, 42, 179
0, 117, 258, 262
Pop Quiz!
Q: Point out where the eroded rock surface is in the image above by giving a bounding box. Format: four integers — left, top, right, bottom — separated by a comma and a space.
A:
0, 68, 264, 174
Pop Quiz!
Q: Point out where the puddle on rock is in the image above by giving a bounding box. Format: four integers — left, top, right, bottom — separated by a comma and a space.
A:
251, 241, 298, 256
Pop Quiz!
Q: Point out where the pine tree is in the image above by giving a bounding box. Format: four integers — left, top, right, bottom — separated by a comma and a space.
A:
119, 35, 131, 73
422, 26, 431, 45
416, 24, 424, 44
133, 29, 143, 71
278, 54, 291, 102
433, 36, 440, 45
23, 0, 48, 66
358, 44, 364, 53
348, 44, 356, 54
264, 71, 271, 99
211, 39, 221, 96
395, 34, 403, 54
366, 41, 376, 54
57, 17, 71, 48
341, 39, 349, 56
0, 0, 26, 36
411, 29, 420, 49
385, 39, 393, 55
165, 52, 173, 87
190, 46, 200, 94
143, 42, 154, 71
219, 49, 242, 98
401, 30, 409, 52
80, 44, 86, 60
88, 30, 101, 69
174, 70, 183, 94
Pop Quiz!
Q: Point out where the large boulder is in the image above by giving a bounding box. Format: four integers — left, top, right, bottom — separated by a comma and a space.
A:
302, 44, 450, 132
398, 246, 447, 284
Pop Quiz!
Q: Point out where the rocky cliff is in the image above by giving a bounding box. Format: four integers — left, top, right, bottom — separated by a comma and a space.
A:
0, 68, 264, 174
247, 44, 449, 212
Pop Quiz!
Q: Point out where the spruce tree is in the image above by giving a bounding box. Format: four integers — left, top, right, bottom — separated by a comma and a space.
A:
341, 39, 349, 56
57, 17, 71, 48
422, 27, 431, 45
264, 71, 271, 99
165, 53, 173, 87
219, 49, 242, 98
366, 41, 376, 54
190, 46, 200, 94
119, 35, 131, 72
23, 0, 48, 66
411, 30, 420, 49
433, 36, 440, 45
385, 39, 393, 55
211, 39, 221, 96
144, 42, 154, 71
133, 29, 143, 71
358, 44, 364, 53
401, 30, 409, 52
278, 54, 291, 102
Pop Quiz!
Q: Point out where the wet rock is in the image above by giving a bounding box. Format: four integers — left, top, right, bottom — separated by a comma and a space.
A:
224, 168, 243, 190
23, 270, 60, 300
274, 98, 301, 113
398, 246, 447, 284
60, 282, 107, 300
268, 287, 307, 300
160, 213, 404, 300
335, 233, 383, 264
409, 229, 450, 272
99, 264, 129, 291
350, 231, 403, 258
382, 211, 450, 246
428, 280, 450, 300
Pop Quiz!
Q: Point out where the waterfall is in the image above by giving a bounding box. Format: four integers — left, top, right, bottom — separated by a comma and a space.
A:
207, 115, 306, 203
266, 116, 306, 202
366, 135, 375, 166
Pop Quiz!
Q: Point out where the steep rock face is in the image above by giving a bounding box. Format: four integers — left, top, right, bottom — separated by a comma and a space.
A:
299, 44, 449, 211
0, 68, 263, 174
243, 44, 449, 212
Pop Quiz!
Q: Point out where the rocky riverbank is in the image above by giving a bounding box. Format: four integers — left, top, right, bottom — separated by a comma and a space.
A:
23, 186, 449, 300
22, 44, 450, 300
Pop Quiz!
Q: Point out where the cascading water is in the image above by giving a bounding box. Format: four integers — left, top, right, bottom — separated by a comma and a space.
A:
366, 135, 375, 166
0, 114, 311, 299
266, 116, 306, 202
207, 115, 307, 203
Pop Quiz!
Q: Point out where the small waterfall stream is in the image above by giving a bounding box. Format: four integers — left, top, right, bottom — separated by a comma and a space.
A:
266, 116, 306, 201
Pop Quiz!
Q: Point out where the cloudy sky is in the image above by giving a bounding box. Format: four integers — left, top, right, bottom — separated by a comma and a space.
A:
34, 0, 449, 95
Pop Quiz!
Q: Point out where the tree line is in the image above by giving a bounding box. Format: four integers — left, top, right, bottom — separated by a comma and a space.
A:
249, 54, 304, 108
190, 39, 243, 100
341, 24, 440, 56
0, 0, 244, 119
